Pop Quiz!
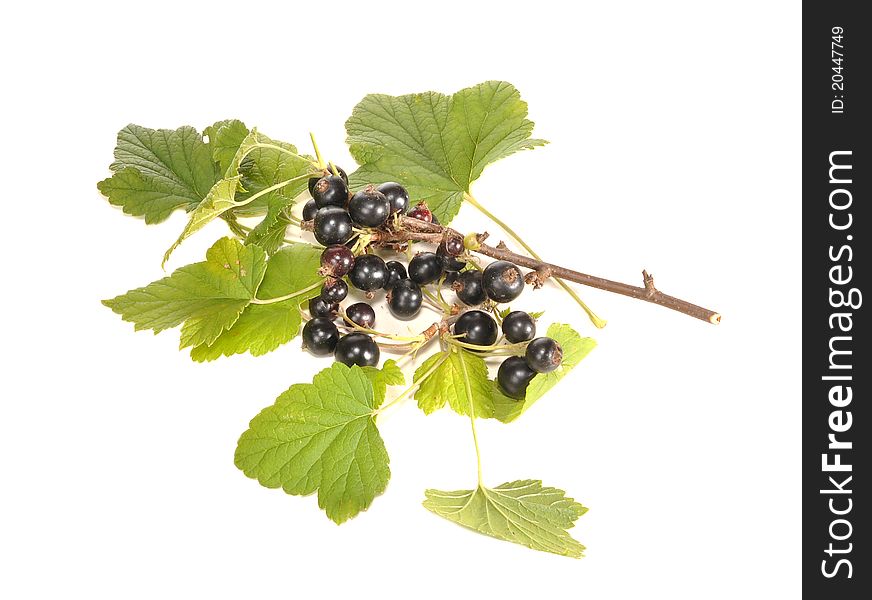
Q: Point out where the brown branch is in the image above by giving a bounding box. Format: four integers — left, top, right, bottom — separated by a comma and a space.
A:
303, 217, 721, 325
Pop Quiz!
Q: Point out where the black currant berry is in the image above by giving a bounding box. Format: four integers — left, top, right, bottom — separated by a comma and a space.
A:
308, 296, 338, 320
482, 260, 525, 303
386, 279, 423, 320
302, 317, 340, 356
442, 270, 459, 286
407, 202, 433, 223
437, 244, 466, 273
497, 356, 537, 400
348, 185, 391, 228
348, 254, 389, 291
313, 207, 353, 246
308, 165, 348, 196
312, 175, 349, 209
321, 278, 348, 303
453, 310, 498, 348
501, 311, 536, 343
385, 260, 407, 289
334, 333, 380, 367
525, 337, 563, 373
452, 270, 487, 306
319, 245, 355, 277
344, 302, 376, 329
444, 236, 464, 256
408, 252, 443, 285
376, 182, 410, 214
302, 198, 318, 221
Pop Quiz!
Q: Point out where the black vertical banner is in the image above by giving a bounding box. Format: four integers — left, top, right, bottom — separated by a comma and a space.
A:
804, 2, 869, 597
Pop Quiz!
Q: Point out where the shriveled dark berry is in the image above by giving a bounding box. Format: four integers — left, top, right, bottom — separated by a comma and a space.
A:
453, 310, 498, 348
497, 356, 537, 399
408, 252, 443, 285
481, 260, 525, 303
501, 311, 536, 343
452, 270, 487, 306
319, 245, 355, 277
321, 278, 348, 303
525, 337, 563, 373
312, 175, 349, 209
302, 318, 340, 356
443, 235, 464, 256
387, 279, 423, 320
334, 333, 379, 367
308, 296, 338, 320
344, 302, 376, 329
376, 182, 410, 214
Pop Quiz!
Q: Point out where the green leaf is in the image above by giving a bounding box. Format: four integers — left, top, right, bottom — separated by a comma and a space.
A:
189, 244, 322, 361
345, 81, 547, 224
235, 363, 391, 524
163, 128, 313, 265
97, 124, 219, 223
103, 238, 267, 346
361, 359, 405, 408
244, 204, 293, 255
204, 119, 249, 174
423, 480, 588, 558
413, 348, 494, 418
162, 175, 241, 266
492, 324, 596, 423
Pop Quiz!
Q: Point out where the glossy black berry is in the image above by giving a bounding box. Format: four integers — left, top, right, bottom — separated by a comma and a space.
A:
482, 260, 525, 303
408, 252, 443, 285
319, 245, 355, 277
308, 165, 348, 196
302, 317, 340, 356
385, 260, 407, 289
501, 311, 536, 343
497, 356, 537, 400
320, 278, 348, 303
387, 279, 423, 320
407, 202, 433, 223
525, 337, 563, 373
348, 185, 391, 228
302, 198, 318, 221
442, 270, 459, 286
376, 182, 410, 214
312, 175, 349, 209
438, 244, 466, 273
348, 254, 389, 291
308, 296, 338, 320
334, 333, 380, 367
344, 302, 376, 329
453, 310, 498, 348
452, 270, 487, 306
313, 207, 353, 246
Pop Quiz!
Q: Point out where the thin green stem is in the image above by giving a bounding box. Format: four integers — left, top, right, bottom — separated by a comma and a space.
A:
375, 353, 448, 416
456, 346, 483, 485
443, 335, 528, 354
422, 288, 452, 314
337, 308, 427, 343
309, 132, 326, 169
249, 280, 322, 305
464, 192, 606, 329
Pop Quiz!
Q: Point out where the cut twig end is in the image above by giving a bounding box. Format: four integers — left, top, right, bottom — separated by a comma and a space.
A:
709, 313, 722, 325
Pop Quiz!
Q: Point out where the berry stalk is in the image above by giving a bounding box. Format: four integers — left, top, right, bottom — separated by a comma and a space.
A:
354, 216, 722, 325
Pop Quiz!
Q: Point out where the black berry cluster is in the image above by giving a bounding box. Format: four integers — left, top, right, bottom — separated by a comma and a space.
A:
300, 170, 562, 393
496, 320, 564, 399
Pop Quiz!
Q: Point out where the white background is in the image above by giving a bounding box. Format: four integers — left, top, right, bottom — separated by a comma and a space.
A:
1, 1, 801, 598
